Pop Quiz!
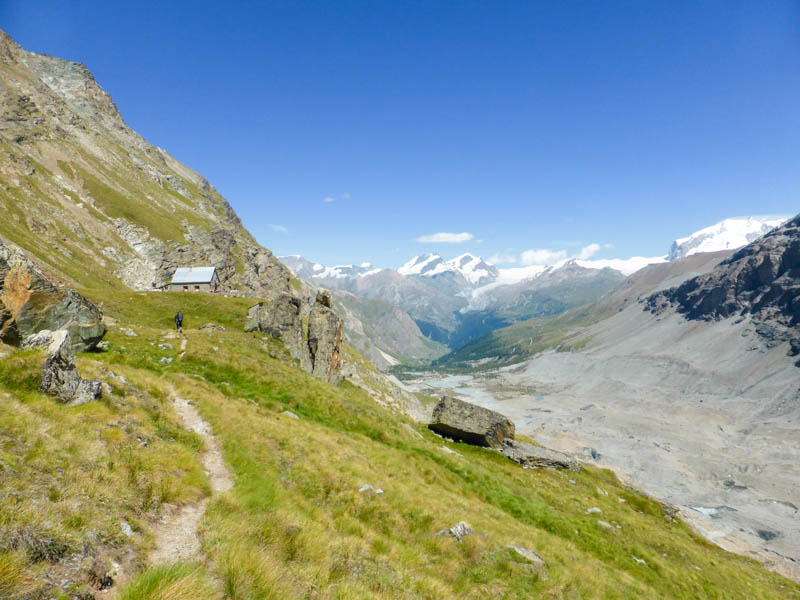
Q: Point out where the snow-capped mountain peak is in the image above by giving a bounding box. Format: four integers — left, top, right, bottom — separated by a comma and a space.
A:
280, 255, 378, 280
397, 253, 498, 285
445, 253, 499, 285
397, 253, 445, 276
667, 215, 790, 261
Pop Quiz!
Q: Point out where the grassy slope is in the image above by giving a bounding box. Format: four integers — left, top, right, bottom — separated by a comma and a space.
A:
0, 347, 209, 599
2, 289, 798, 599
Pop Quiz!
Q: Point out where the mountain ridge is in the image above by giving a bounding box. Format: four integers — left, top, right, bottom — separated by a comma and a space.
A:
0, 29, 292, 299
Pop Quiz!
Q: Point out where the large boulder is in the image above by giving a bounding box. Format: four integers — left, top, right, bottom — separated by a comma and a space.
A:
22, 329, 102, 405
428, 396, 515, 449
0, 240, 106, 351
246, 293, 312, 370
501, 439, 582, 472
307, 291, 344, 384
246, 290, 344, 384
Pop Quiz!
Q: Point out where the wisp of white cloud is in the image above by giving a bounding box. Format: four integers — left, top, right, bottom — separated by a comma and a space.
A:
269, 224, 288, 234
488, 253, 517, 265
520, 248, 568, 265
576, 242, 613, 259
416, 232, 474, 243
323, 192, 350, 203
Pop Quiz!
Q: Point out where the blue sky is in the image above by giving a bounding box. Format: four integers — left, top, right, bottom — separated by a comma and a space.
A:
3, 1, 798, 267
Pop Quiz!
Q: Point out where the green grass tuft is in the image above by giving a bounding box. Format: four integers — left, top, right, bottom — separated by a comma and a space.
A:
118, 563, 220, 600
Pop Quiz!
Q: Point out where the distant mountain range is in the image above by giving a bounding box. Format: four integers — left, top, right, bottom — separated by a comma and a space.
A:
281, 215, 789, 355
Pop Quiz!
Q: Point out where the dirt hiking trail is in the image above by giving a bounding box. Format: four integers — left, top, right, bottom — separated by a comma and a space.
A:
149, 383, 233, 564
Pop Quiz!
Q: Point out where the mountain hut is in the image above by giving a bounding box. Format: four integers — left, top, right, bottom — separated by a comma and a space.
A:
169, 266, 220, 292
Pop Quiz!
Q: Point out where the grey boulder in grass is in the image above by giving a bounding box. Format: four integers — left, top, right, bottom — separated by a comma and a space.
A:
428, 395, 515, 449
22, 329, 102, 405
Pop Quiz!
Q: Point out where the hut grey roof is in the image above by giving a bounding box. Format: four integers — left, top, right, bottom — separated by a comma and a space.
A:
171, 267, 217, 284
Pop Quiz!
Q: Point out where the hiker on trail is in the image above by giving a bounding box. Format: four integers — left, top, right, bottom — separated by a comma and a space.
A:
175, 311, 183, 334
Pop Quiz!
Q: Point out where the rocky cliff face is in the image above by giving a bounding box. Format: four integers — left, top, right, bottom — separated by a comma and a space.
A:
646, 214, 800, 357
0, 30, 292, 298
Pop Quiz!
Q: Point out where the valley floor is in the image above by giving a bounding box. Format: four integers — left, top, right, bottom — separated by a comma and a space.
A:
403, 308, 800, 583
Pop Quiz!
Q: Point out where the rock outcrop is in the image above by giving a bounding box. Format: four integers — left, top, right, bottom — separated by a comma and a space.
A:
246, 290, 344, 383
22, 329, 102, 404
428, 395, 515, 448
0, 240, 106, 351
501, 439, 582, 472
646, 214, 800, 356
308, 291, 344, 384
246, 294, 311, 371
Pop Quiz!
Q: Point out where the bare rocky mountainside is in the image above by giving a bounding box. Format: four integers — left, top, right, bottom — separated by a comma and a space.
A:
0, 30, 290, 297
647, 214, 800, 356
